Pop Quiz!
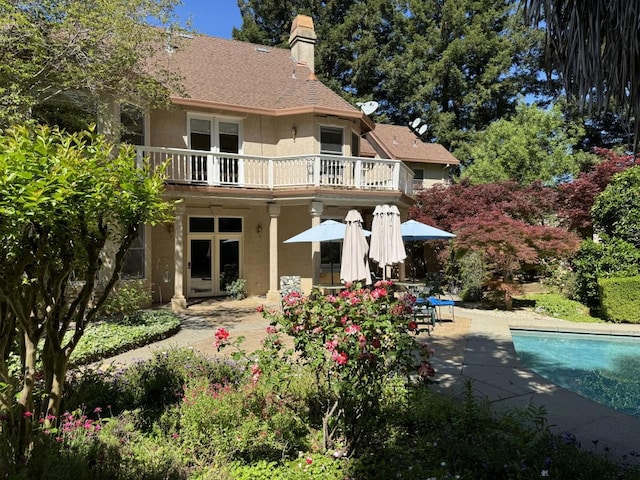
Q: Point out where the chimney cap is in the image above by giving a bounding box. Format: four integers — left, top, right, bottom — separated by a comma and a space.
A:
290, 14, 314, 33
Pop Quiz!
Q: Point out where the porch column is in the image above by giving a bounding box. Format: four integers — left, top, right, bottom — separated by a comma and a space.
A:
266, 203, 281, 304
171, 203, 187, 311
310, 201, 323, 285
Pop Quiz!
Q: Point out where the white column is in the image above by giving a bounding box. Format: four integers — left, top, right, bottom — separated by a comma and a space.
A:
310, 201, 323, 285
171, 203, 187, 311
266, 203, 281, 303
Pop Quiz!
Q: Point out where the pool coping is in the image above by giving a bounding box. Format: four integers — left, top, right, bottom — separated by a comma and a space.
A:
434, 308, 640, 464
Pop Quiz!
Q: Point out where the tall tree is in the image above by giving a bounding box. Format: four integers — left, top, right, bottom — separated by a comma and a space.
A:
0, 125, 172, 460
462, 102, 591, 185
523, 0, 640, 150
0, 0, 184, 130
410, 180, 578, 306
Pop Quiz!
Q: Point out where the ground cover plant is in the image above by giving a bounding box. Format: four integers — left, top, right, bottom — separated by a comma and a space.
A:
3, 284, 640, 479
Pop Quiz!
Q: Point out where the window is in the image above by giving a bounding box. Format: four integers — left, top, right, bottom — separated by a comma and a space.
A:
121, 226, 145, 279
413, 168, 424, 180
351, 132, 359, 157
189, 217, 215, 233
219, 217, 242, 233
320, 127, 343, 155
121, 104, 144, 146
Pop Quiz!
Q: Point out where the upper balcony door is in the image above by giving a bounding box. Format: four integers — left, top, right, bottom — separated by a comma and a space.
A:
188, 115, 241, 184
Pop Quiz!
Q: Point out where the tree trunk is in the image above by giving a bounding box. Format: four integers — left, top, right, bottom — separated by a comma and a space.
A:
46, 351, 69, 418
16, 329, 38, 461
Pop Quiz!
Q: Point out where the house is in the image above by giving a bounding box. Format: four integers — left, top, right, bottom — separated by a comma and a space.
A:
125, 15, 459, 309
361, 124, 459, 190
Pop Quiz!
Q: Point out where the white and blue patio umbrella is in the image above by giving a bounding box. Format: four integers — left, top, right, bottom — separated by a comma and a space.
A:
284, 220, 371, 243
400, 220, 456, 241
284, 219, 371, 285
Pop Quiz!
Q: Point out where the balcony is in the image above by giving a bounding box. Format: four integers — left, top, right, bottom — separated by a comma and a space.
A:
136, 147, 414, 196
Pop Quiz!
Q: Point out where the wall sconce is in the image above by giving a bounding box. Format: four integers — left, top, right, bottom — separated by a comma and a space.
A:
257, 225, 262, 236
291, 126, 297, 142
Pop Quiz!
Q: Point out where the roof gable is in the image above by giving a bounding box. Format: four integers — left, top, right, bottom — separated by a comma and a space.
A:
363, 124, 459, 165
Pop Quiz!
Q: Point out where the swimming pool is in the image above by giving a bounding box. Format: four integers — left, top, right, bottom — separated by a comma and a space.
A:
510, 330, 640, 418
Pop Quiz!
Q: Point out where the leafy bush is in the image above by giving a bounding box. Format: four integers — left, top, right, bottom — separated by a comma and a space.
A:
178, 377, 308, 464
64, 348, 243, 416
521, 293, 600, 322
573, 238, 640, 312
99, 280, 152, 317
458, 250, 487, 301
227, 278, 247, 300
24, 410, 188, 480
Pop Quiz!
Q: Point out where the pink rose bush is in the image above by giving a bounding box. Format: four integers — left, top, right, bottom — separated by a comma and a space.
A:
257, 280, 434, 455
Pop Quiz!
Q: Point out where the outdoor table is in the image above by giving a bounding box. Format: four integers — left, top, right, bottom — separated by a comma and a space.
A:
313, 284, 346, 295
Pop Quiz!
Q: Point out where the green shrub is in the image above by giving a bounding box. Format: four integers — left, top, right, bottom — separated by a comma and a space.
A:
227, 278, 247, 300
251, 281, 433, 456
599, 276, 640, 323
458, 250, 487, 301
573, 238, 640, 312
178, 377, 308, 464
521, 293, 600, 322
25, 411, 188, 480
63, 348, 243, 416
100, 280, 152, 317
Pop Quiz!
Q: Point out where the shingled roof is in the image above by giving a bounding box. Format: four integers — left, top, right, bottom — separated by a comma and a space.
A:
362, 124, 459, 165
161, 34, 365, 123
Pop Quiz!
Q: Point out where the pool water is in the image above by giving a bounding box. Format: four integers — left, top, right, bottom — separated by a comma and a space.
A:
510, 330, 640, 417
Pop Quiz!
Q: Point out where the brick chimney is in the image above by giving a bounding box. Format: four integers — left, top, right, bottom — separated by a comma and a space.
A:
289, 14, 316, 73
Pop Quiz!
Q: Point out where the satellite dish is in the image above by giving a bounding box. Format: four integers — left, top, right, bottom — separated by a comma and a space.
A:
358, 101, 379, 116
418, 124, 428, 136
410, 118, 422, 129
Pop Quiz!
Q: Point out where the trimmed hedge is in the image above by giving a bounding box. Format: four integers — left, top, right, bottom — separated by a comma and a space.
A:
599, 276, 640, 323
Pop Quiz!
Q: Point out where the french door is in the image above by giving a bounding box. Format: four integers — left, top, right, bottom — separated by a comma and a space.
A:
187, 216, 242, 297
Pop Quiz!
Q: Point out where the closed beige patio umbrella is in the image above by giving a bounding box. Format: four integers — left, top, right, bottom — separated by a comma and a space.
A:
340, 210, 372, 285
369, 204, 406, 279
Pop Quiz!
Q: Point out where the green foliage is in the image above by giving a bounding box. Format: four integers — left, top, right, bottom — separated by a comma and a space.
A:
64, 347, 242, 416
99, 280, 152, 318
5, 338, 638, 479
521, 293, 600, 323
0, 124, 172, 461
227, 278, 248, 300
599, 276, 640, 324
178, 377, 308, 464
23, 410, 188, 480
592, 166, 640, 247
0, 0, 184, 129
68, 310, 181, 366
457, 250, 487, 301
572, 239, 640, 311
227, 454, 348, 479
463, 102, 589, 185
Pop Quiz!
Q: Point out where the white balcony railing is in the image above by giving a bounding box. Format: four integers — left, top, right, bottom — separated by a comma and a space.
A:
136, 147, 415, 196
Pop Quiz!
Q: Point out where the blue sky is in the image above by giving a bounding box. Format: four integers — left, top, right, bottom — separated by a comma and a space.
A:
176, 0, 242, 38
